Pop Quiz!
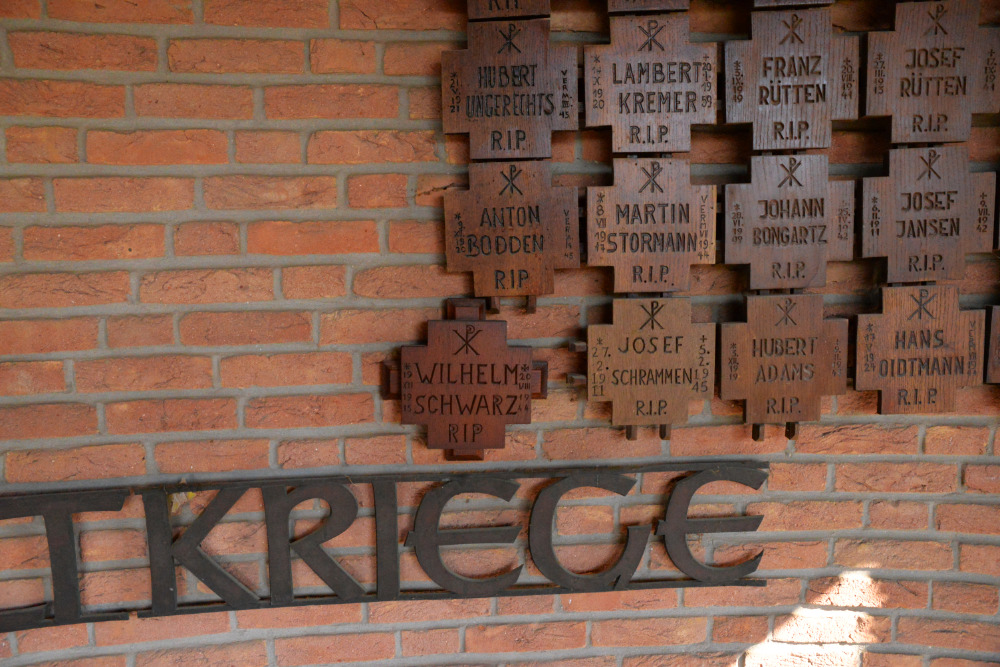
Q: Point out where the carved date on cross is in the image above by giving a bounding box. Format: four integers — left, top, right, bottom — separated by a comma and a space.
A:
588, 298, 714, 439
442, 19, 577, 160
868, 0, 1000, 144
862, 145, 996, 284
444, 160, 580, 302
468, 0, 549, 20
726, 8, 859, 151
726, 154, 853, 290
588, 158, 715, 294
857, 286, 984, 414
585, 13, 716, 153
607, 0, 688, 12
382, 299, 547, 460
988, 307, 1000, 384
721, 294, 847, 429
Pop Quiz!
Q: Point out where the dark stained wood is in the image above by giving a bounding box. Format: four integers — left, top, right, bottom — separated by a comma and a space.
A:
468, 0, 549, 20
857, 286, 985, 413
383, 299, 547, 460
584, 13, 717, 153
726, 154, 853, 290
754, 0, 831, 6
721, 294, 848, 426
725, 7, 859, 150
987, 306, 1000, 384
862, 144, 996, 283
442, 19, 578, 160
608, 0, 688, 12
444, 160, 579, 299
867, 0, 1000, 144
587, 157, 715, 294
588, 297, 714, 435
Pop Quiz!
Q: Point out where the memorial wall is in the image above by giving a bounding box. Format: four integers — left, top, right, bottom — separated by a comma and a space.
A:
0, 0, 998, 665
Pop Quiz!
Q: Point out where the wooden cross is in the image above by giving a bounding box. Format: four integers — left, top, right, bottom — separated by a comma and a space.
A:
444, 160, 580, 307
442, 19, 578, 160
382, 299, 547, 460
725, 154, 853, 290
584, 13, 717, 153
754, 0, 830, 6
587, 157, 715, 293
608, 0, 688, 12
867, 0, 1000, 143
988, 307, 1000, 384
721, 294, 847, 432
726, 7, 859, 150
862, 144, 996, 283
856, 286, 985, 413
587, 297, 713, 440
468, 0, 549, 20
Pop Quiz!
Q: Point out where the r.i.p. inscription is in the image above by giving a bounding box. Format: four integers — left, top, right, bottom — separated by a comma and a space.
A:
468, 0, 549, 20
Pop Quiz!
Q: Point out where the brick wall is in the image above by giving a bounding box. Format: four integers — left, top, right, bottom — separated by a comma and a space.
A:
0, 0, 998, 665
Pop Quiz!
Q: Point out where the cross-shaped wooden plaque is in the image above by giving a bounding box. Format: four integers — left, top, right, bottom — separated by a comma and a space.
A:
468, 0, 549, 20
588, 297, 713, 438
382, 299, 547, 460
726, 154, 853, 290
856, 286, 985, 413
988, 306, 1000, 384
867, 0, 1000, 144
587, 158, 715, 294
754, 0, 831, 6
584, 13, 716, 153
444, 160, 580, 303
442, 19, 578, 160
725, 8, 859, 150
608, 0, 688, 12
862, 144, 996, 284
721, 294, 847, 428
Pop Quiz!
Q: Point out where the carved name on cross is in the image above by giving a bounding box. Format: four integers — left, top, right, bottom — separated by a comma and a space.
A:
468, 0, 550, 20
988, 307, 1000, 384
588, 158, 715, 293
588, 298, 713, 438
721, 294, 847, 427
726, 8, 859, 150
382, 299, 547, 460
862, 144, 996, 283
585, 13, 716, 153
726, 154, 853, 290
442, 19, 577, 159
867, 0, 1000, 144
444, 160, 579, 301
857, 286, 984, 413
607, 0, 688, 12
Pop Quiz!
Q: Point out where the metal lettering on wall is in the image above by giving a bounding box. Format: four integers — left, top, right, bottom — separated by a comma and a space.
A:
0, 463, 769, 633
857, 285, 985, 413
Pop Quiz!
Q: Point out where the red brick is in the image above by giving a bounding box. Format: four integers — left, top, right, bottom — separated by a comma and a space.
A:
24, 224, 164, 260
6, 126, 78, 163
0, 361, 65, 395
868, 501, 929, 530
321, 307, 437, 345
368, 598, 490, 623
282, 265, 348, 299
48, 0, 192, 22
266, 85, 397, 119
712, 541, 828, 571
311, 40, 376, 73
106, 398, 237, 434
174, 221, 241, 256
593, 617, 705, 647
769, 463, 827, 491
354, 265, 468, 299
0, 177, 44, 211
833, 539, 953, 570
75, 356, 212, 393
384, 41, 458, 76
139, 268, 273, 304
340, 0, 463, 30
936, 503, 1000, 534
236, 605, 361, 628
343, 435, 406, 465
169, 39, 303, 73
0, 535, 48, 570
0, 227, 12, 261
134, 83, 253, 119
246, 393, 374, 429
204, 0, 328, 27
924, 426, 990, 455
277, 439, 341, 469
466, 622, 586, 653
95, 613, 229, 646
897, 618, 1000, 653
713, 615, 769, 643
221, 352, 351, 387
0, 272, 129, 309
6, 444, 144, 482
180, 311, 312, 346
928, 659, 1000, 667
835, 462, 956, 493
80, 529, 147, 562
205, 176, 337, 210
16, 624, 89, 653
348, 174, 408, 208
137, 642, 268, 667
965, 465, 1000, 493
154, 439, 269, 473
107, 315, 173, 348
415, 173, 464, 208
54, 177, 193, 212
0, 318, 98, 355
808, 576, 927, 609
561, 589, 677, 613
275, 633, 395, 665
773, 611, 890, 643
10, 32, 156, 71
308, 130, 436, 164
795, 423, 919, 454
388, 220, 443, 254
745, 646, 865, 667
87, 130, 227, 165
543, 427, 661, 460
671, 424, 786, 457
932, 581, 998, 614
247, 220, 375, 254
0, 403, 96, 440
684, 578, 801, 608
0, 79, 124, 118
0, 1, 40, 18
236, 131, 301, 164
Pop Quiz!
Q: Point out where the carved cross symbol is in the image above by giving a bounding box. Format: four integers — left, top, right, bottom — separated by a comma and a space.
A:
919, 150, 941, 181
500, 165, 523, 196
453, 325, 482, 355
778, 157, 803, 188
908, 289, 938, 320
925, 4, 948, 36
638, 19, 665, 52
640, 300, 665, 330
780, 14, 804, 45
497, 23, 522, 54
639, 161, 664, 194
776, 298, 798, 326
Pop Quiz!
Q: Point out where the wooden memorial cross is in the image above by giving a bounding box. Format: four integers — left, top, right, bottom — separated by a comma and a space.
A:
726, 7, 859, 150
468, 0, 550, 20
726, 154, 853, 290
988, 307, 1000, 384
721, 294, 847, 439
867, 0, 1000, 144
753, 0, 831, 6
442, 19, 577, 160
444, 160, 580, 312
586, 298, 713, 440
607, 0, 688, 12
383, 299, 547, 460
856, 285, 985, 413
862, 144, 996, 283
584, 13, 716, 153
587, 157, 715, 293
